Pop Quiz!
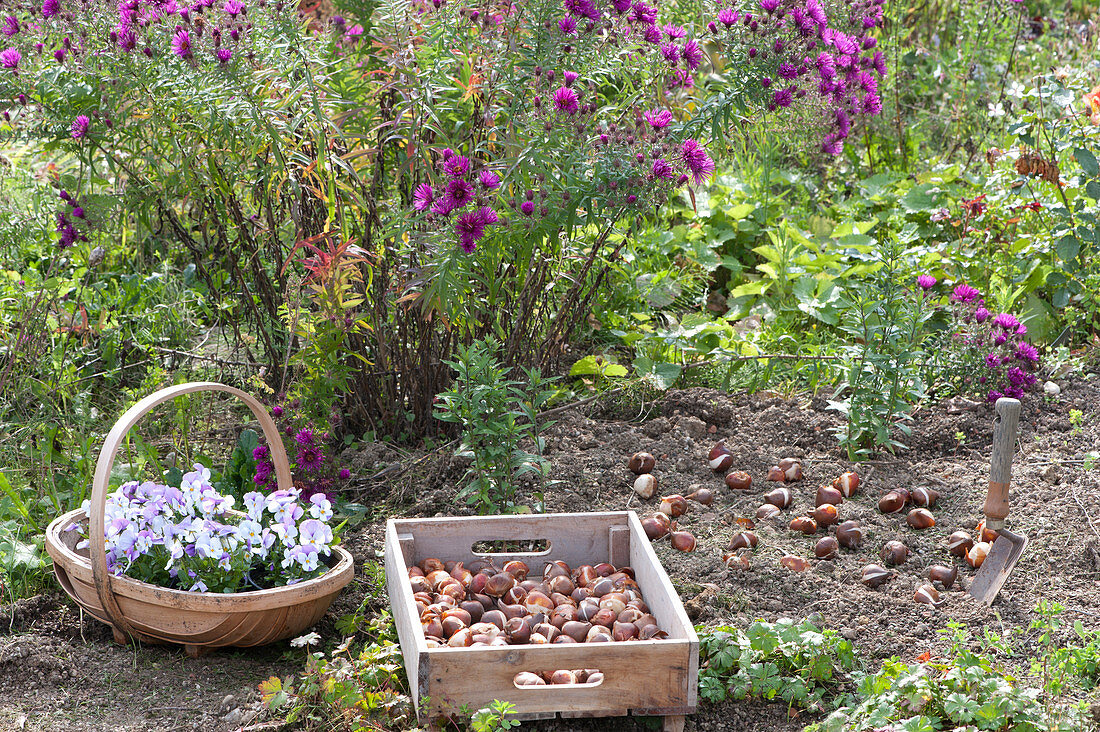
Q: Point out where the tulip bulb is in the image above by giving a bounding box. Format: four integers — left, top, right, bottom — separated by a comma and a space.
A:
722, 552, 750, 569
914, 584, 940, 606
670, 528, 697, 552
780, 555, 809, 572
861, 564, 894, 587
777, 457, 801, 471
789, 516, 818, 535
550, 669, 579, 685
928, 565, 958, 590
906, 508, 936, 530
641, 513, 671, 540
811, 503, 839, 527
725, 471, 752, 490
836, 520, 863, 549
420, 558, 445, 574
727, 532, 759, 551
627, 452, 656, 474
967, 541, 991, 568
976, 520, 1000, 543
911, 487, 940, 507
880, 540, 910, 566
766, 465, 786, 482
504, 560, 530, 580
784, 462, 803, 482
687, 487, 715, 506
764, 487, 793, 509
485, 572, 516, 597
947, 531, 974, 558
833, 472, 860, 497
756, 504, 781, 519
708, 443, 734, 471
816, 485, 844, 507
514, 671, 546, 686
878, 491, 906, 514
633, 474, 658, 499
815, 536, 839, 559
659, 494, 689, 518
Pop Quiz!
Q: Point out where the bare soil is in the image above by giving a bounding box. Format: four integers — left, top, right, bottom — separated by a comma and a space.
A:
4, 376, 1100, 731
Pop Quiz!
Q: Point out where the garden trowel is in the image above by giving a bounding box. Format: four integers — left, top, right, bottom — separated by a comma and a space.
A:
968, 397, 1029, 606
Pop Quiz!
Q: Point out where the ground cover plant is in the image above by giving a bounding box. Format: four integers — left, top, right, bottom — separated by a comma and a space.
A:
2, 0, 1100, 728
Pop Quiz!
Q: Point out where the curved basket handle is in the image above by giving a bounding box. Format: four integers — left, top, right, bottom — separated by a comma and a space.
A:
89, 382, 291, 639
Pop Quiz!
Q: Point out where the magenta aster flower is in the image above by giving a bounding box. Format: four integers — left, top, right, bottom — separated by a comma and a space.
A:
631, 1, 655, 24
455, 207, 497, 252
660, 42, 679, 65
680, 139, 714, 185
917, 275, 936, 290
477, 171, 500, 189
643, 23, 661, 43
2, 17, 19, 37
42, 0, 60, 17
660, 22, 686, 39
644, 109, 672, 129
759, 0, 779, 11
216, 48, 232, 63
441, 154, 469, 177
446, 178, 474, 207
992, 313, 1020, 330
70, 115, 90, 139
295, 428, 315, 447
0, 47, 20, 70
974, 307, 990, 323
553, 86, 579, 114
431, 195, 457, 216
338, 468, 351, 480
563, 70, 578, 87
297, 446, 324, 472
223, 0, 245, 14
172, 28, 192, 59
717, 8, 738, 26
772, 87, 794, 108
558, 16, 576, 33
651, 158, 674, 180
681, 39, 703, 70
413, 183, 434, 211
520, 200, 535, 216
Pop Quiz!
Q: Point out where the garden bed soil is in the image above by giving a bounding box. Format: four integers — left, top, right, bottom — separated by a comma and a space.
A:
3, 377, 1100, 731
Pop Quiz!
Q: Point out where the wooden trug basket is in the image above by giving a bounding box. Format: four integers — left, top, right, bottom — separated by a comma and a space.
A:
385, 512, 698, 731
44, 382, 354, 657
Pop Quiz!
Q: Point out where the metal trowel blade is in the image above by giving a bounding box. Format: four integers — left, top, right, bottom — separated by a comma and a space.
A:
967, 529, 1028, 606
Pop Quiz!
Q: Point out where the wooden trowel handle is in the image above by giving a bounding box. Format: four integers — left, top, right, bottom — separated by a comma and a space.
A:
984, 397, 1021, 530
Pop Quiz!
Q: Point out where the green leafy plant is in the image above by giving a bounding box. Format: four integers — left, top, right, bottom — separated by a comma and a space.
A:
697, 619, 857, 711
829, 236, 933, 459
434, 339, 556, 515
470, 700, 521, 732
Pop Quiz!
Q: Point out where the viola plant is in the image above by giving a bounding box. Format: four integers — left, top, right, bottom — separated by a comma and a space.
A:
67, 464, 338, 593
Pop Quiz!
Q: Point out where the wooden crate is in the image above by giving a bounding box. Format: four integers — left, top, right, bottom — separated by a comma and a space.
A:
385, 511, 698, 730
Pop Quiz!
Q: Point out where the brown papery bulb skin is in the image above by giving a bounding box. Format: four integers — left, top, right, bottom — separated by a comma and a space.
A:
687, 488, 715, 506
659, 494, 688, 518
878, 491, 906, 514
880, 540, 910, 566
906, 508, 936, 530
727, 532, 759, 551
550, 670, 579, 685
503, 560, 530, 580
861, 564, 894, 588
784, 463, 803, 482
514, 671, 546, 686
670, 529, 697, 552
811, 503, 839, 526
928, 565, 958, 590
911, 487, 940, 507
764, 487, 793, 509
766, 465, 787, 482
780, 555, 809, 572
708, 443, 734, 472
947, 530, 974, 558
789, 516, 818, 535
725, 471, 752, 490
627, 452, 656, 475
816, 485, 844, 507
814, 536, 839, 560
777, 457, 801, 471
833, 471, 860, 497
641, 514, 670, 541
914, 584, 940, 606
836, 520, 863, 549
722, 552, 750, 569
977, 520, 1000, 544
756, 504, 781, 519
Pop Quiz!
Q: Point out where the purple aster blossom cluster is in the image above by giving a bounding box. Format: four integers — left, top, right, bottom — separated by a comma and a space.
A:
55, 189, 90, 249
937, 282, 1040, 403
708, 0, 886, 154
251, 397, 351, 501
411, 148, 503, 253
66, 464, 338, 591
